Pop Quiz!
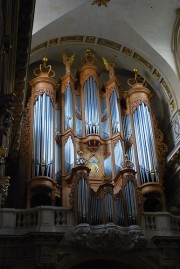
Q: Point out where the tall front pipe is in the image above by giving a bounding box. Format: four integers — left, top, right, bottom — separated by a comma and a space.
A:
27, 58, 60, 208
123, 71, 167, 211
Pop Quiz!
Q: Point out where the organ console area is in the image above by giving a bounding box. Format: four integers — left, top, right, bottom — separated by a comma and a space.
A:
20, 50, 167, 226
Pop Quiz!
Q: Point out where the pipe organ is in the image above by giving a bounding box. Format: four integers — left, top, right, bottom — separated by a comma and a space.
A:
21, 51, 167, 220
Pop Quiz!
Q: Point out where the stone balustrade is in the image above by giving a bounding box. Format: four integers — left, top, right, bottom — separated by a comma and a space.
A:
0, 206, 72, 235
0, 207, 180, 239
141, 212, 180, 238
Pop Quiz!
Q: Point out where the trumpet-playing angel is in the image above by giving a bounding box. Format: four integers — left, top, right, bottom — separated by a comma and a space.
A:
62, 53, 76, 74
102, 56, 115, 79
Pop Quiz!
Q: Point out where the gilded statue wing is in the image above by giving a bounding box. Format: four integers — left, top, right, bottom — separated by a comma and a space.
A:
70, 53, 76, 64
62, 52, 67, 65
102, 56, 109, 70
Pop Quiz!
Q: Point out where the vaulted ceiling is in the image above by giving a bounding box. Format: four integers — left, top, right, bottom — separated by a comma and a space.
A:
31, 0, 180, 107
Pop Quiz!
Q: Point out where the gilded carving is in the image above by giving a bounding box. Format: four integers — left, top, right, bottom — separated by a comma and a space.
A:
102, 56, 115, 79
62, 53, 76, 74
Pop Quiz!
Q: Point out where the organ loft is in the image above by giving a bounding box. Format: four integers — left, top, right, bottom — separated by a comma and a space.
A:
19, 49, 167, 226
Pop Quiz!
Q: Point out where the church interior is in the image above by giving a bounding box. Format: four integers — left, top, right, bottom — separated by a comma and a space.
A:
0, 0, 180, 268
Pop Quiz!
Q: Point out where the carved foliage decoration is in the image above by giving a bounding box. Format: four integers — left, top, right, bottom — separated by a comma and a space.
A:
131, 98, 149, 114
0, 93, 15, 137
19, 98, 31, 165
33, 88, 56, 106
70, 223, 146, 252
151, 112, 168, 178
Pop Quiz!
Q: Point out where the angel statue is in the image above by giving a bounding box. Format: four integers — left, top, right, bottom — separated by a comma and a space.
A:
62, 52, 76, 74
102, 56, 115, 79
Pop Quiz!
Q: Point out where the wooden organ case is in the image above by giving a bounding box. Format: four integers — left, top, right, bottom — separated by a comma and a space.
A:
20, 51, 167, 225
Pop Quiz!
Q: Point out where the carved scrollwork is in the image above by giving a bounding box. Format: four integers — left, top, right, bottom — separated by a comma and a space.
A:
70, 223, 146, 252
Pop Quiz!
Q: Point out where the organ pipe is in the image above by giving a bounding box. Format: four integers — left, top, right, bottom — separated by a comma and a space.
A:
84, 76, 99, 135
64, 136, 74, 174
27, 52, 167, 215
114, 140, 123, 174
28, 58, 59, 208
110, 89, 120, 134
133, 103, 158, 184
64, 85, 73, 130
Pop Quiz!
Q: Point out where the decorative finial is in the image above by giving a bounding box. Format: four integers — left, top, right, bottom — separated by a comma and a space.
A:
121, 154, 134, 170
127, 68, 146, 87
42, 57, 48, 66
62, 53, 76, 74
125, 153, 129, 161
33, 57, 55, 77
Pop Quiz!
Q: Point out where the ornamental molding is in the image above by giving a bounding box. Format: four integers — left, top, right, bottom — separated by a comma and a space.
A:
70, 223, 146, 252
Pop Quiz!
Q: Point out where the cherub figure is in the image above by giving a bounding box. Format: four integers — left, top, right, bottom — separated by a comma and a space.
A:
102, 56, 115, 79
62, 53, 76, 74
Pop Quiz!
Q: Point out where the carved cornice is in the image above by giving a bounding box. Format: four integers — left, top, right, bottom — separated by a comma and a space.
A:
70, 223, 146, 252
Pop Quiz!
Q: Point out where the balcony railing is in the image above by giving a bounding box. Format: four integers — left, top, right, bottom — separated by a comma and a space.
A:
141, 212, 180, 238
0, 207, 180, 238
0, 206, 72, 235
